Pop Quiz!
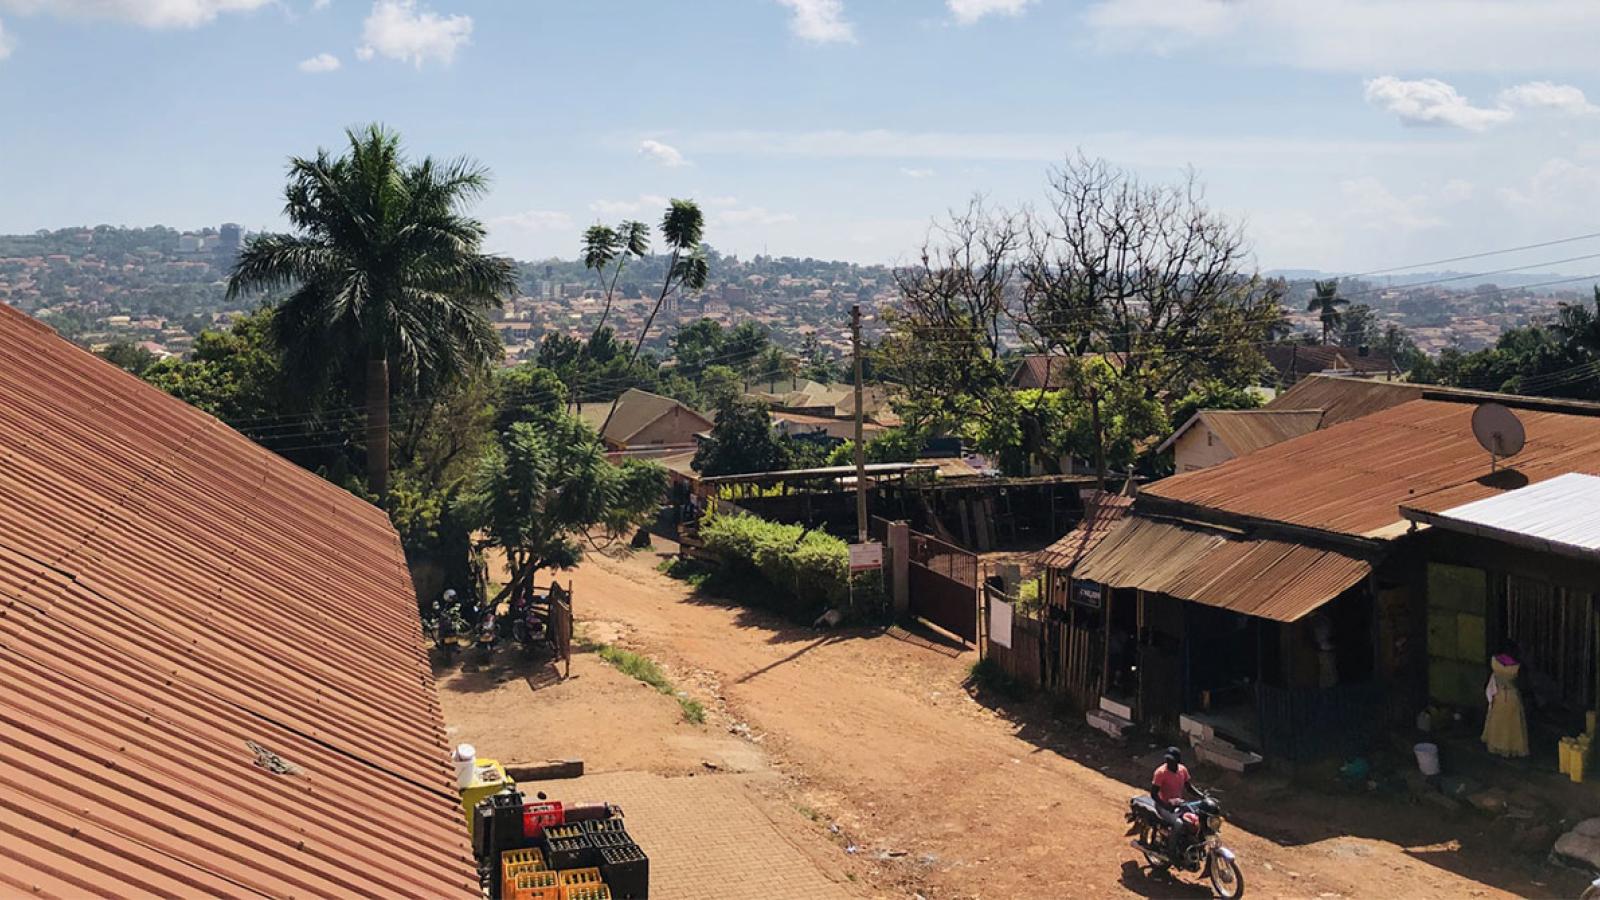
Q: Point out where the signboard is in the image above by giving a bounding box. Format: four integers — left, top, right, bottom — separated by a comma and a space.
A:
848, 541, 884, 572
1073, 580, 1104, 610
990, 598, 1014, 648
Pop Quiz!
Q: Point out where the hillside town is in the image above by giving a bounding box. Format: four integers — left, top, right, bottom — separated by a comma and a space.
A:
10, 3, 1600, 900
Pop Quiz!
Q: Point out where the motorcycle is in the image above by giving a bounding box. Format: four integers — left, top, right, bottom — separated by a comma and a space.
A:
508, 591, 550, 655
1126, 789, 1244, 899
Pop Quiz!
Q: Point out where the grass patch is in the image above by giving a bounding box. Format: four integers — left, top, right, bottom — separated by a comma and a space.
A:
658, 555, 713, 588
592, 643, 705, 724
966, 656, 1029, 701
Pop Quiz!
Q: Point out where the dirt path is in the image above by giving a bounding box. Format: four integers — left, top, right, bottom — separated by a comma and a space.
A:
567, 545, 1585, 899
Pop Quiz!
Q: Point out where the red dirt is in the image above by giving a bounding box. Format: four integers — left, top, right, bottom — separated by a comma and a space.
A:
554, 542, 1588, 899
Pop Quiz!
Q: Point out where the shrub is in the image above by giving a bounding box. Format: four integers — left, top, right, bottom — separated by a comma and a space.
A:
698, 509, 888, 619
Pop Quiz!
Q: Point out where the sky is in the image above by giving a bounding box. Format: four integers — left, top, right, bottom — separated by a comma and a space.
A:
2, 1, 1600, 275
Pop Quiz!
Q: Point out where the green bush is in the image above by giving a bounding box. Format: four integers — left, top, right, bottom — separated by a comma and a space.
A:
698, 510, 886, 619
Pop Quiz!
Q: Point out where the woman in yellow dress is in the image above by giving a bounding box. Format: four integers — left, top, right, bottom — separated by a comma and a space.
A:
1482, 641, 1529, 758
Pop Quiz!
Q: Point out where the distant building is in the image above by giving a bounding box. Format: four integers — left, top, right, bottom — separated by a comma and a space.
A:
576, 388, 714, 451
1158, 409, 1325, 472
218, 222, 242, 255
177, 232, 202, 253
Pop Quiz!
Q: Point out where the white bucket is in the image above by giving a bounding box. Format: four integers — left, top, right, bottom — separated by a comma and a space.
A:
1414, 742, 1441, 776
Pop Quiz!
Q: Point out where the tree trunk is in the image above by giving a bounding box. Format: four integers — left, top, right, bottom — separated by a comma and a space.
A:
1089, 388, 1106, 490
366, 356, 390, 498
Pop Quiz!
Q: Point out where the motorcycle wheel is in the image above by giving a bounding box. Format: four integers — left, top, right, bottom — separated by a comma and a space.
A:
1208, 853, 1244, 899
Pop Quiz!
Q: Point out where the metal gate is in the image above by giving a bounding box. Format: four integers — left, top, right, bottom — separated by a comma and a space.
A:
908, 531, 978, 643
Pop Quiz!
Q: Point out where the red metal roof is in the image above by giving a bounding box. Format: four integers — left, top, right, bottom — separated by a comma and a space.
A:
1073, 517, 1372, 622
0, 304, 476, 898
1146, 397, 1600, 538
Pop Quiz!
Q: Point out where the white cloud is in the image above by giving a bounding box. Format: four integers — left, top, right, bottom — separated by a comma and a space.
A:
638, 139, 688, 168
312, 0, 330, 8
1339, 176, 1445, 232
297, 52, 340, 72
0, 19, 11, 59
948, 0, 1035, 25
356, 0, 470, 68
1363, 77, 1512, 131
590, 195, 669, 217
777, 0, 854, 44
1500, 158, 1600, 217
489, 209, 574, 232
0, 0, 272, 28
1082, 1, 1600, 73
1498, 81, 1599, 116
900, 167, 935, 178
711, 204, 797, 227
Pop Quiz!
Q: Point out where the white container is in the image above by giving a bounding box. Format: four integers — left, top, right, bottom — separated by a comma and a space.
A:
1414, 742, 1441, 776
454, 743, 478, 788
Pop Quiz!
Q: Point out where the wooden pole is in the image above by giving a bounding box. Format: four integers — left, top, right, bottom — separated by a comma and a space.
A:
852, 304, 867, 544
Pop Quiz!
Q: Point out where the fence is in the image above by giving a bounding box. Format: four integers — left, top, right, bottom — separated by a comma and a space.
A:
548, 581, 574, 679
907, 530, 979, 642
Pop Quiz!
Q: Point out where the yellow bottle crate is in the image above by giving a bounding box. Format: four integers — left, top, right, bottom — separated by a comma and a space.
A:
508, 869, 561, 900
561, 885, 612, 900
559, 867, 603, 887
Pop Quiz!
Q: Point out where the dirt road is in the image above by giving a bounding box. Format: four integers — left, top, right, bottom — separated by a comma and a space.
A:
565, 545, 1584, 899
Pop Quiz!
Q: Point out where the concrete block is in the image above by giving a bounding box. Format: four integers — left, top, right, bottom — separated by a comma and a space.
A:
1086, 708, 1134, 740
1099, 696, 1134, 721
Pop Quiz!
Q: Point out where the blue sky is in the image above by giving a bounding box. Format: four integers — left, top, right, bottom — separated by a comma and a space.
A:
2, 1, 1600, 274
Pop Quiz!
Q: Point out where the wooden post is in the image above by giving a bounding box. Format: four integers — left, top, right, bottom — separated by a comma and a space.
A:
851, 304, 867, 544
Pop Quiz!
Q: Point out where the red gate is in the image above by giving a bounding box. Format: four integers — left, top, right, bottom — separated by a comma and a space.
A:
908, 531, 978, 643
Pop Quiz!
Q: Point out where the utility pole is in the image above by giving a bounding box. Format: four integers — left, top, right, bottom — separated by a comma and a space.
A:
852, 304, 867, 544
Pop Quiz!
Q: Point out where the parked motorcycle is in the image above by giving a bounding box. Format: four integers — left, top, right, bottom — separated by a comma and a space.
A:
508, 592, 549, 655
1126, 789, 1244, 898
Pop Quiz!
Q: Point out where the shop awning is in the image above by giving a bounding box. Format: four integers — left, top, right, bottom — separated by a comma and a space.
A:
1073, 516, 1373, 622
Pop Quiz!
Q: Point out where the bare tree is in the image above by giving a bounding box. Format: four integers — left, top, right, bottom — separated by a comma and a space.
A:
1015, 153, 1282, 482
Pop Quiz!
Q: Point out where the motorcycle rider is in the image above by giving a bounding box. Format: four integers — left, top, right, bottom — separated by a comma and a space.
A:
1151, 746, 1202, 864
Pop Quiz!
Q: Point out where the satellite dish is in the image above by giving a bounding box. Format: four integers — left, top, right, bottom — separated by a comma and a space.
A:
1472, 403, 1525, 471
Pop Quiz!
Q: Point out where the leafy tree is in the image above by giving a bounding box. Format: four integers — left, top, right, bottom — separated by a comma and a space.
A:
226, 124, 517, 496
752, 345, 793, 389
495, 363, 569, 431
693, 397, 789, 476
698, 364, 745, 409
470, 414, 666, 604
581, 220, 650, 335
671, 318, 726, 378
825, 426, 925, 466
98, 340, 157, 376
142, 309, 288, 439
721, 321, 771, 373
1339, 303, 1379, 349
1308, 279, 1348, 345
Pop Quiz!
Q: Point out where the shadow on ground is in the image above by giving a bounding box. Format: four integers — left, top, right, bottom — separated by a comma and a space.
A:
960, 676, 1590, 898
433, 643, 567, 694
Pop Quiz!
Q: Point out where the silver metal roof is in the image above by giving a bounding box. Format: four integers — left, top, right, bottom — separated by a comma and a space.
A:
1401, 471, 1600, 561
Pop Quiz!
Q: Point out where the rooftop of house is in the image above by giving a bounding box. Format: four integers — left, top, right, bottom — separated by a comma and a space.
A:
0, 303, 474, 897
576, 388, 714, 445
1157, 408, 1326, 457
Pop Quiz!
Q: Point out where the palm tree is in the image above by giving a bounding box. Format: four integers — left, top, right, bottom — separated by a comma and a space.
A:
227, 125, 515, 496
1307, 279, 1348, 345
600, 199, 709, 434
1552, 286, 1600, 359
581, 220, 650, 335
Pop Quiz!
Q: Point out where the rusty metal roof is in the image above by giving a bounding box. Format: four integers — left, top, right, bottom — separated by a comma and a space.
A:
1037, 492, 1133, 571
1157, 409, 1324, 456
1146, 397, 1600, 538
1264, 374, 1424, 426
0, 304, 477, 898
1073, 517, 1372, 622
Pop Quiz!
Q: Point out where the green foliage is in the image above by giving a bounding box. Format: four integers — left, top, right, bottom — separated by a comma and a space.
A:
693, 397, 790, 476
825, 426, 925, 467
1308, 279, 1349, 344
593, 643, 704, 723
495, 363, 568, 429
697, 510, 886, 618
97, 340, 158, 376
1411, 295, 1600, 401
141, 308, 289, 436
468, 412, 667, 577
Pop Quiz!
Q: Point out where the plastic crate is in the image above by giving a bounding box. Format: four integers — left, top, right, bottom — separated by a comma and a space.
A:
544, 822, 587, 841
500, 848, 547, 899
558, 867, 603, 887
587, 831, 632, 851
581, 817, 628, 835
562, 886, 611, 900
598, 844, 648, 900
523, 801, 565, 840
543, 835, 597, 870
506, 869, 560, 900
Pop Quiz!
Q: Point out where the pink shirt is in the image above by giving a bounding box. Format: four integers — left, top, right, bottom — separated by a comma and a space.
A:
1153, 763, 1191, 805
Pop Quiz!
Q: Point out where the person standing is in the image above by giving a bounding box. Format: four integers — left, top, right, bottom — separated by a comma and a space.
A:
1482, 640, 1529, 758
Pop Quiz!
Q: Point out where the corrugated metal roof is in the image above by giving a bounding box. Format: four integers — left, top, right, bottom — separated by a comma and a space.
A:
1146, 397, 1600, 538
1264, 374, 1424, 426
577, 388, 713, 445
1157, 409, 1324, 456
1401, 472, 1600, 561
1037, 492, 1133, 571
0, 303, 477, 898
1263, 344, 1398, 381
1073, 517, 1372, 622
